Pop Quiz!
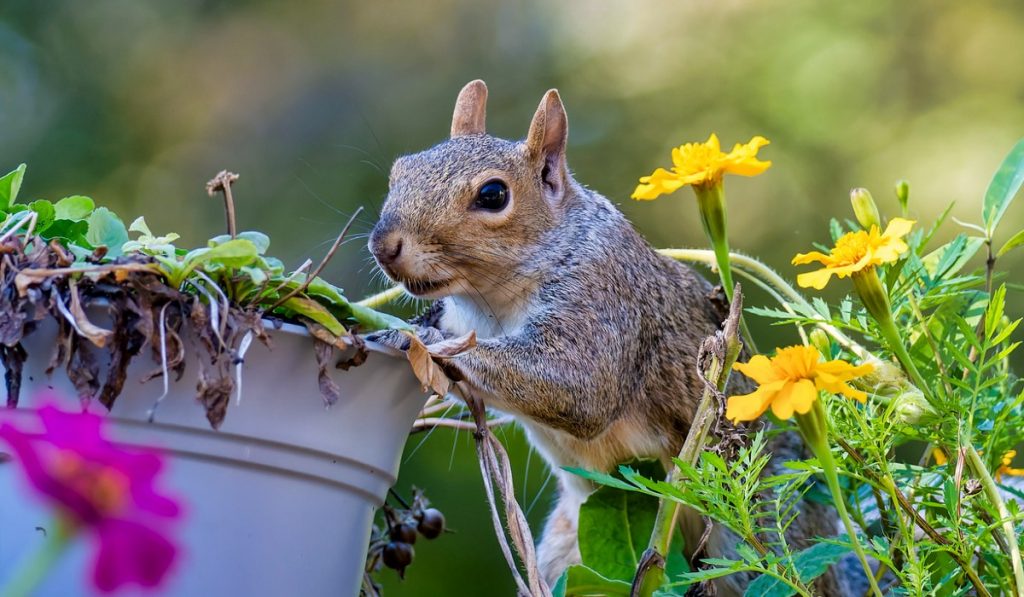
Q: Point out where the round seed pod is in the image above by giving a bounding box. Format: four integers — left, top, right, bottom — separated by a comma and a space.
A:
416, 508, 445, 539
382, 541, 414, 572
390, 523, 418, 545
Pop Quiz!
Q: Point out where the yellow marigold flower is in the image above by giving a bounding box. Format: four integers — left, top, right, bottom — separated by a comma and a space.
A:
631, 134, 771, 200
792, 218, 916, 290
726, 345, 874, 423
998, 450, 1024, 481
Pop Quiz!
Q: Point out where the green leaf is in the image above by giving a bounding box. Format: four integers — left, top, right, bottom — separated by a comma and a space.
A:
576, 462, 686, 587
181, 239, 259, 276
349, 302, 414, 332
28, 200, 55, 232
564, 467, 639, 492
578, 484, 656, 581
210, 231, 271, 254
86, 207, 129, 257
997, 228, 1024, 257
0, 164, 27, 210
238, 231, 270, 254
743, 541, 851, 597
551, 570, 568, 597
921, 235, 984, 279
43, 219, 91, 245
983, 138, 1024, 236
563, 565, 632, 597
279, 296, 347, 336
54, 195, 95, 220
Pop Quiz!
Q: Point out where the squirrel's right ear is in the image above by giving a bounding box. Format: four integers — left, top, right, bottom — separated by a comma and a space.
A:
526, 89, 569, 202
451, 80, 488, 137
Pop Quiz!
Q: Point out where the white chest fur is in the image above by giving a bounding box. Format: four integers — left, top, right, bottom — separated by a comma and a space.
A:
439, 294, 530, 339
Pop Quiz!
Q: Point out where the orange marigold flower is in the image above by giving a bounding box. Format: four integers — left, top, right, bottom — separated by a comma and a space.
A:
631, 134, 771, 200
791, 218, 915, 290
726, 345, 874, 423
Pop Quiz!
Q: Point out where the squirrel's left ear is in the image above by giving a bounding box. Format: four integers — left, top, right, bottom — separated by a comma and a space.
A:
526, 89, 568, 201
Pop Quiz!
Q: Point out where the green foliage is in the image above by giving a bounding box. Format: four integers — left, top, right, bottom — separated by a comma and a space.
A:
0, 164, 406, 334
743, 542, 851, 597
983, 138, 1024, 237
571, 140, 1024, 595
559, 462, 686, 596
0, 163, 26, 210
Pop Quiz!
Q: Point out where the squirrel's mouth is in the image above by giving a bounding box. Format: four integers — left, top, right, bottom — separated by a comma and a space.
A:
400, 277, 452, 297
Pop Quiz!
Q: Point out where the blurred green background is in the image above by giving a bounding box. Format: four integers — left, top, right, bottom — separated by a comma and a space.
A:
2, 1, 1023, 594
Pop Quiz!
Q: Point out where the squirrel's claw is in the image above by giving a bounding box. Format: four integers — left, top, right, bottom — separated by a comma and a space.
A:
366, 325, 445, 351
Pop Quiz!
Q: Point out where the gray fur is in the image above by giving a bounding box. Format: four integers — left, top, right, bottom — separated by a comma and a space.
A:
369, 82, 850, 595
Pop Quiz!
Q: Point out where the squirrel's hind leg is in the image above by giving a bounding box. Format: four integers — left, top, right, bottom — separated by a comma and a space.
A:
536, 478, 585, 588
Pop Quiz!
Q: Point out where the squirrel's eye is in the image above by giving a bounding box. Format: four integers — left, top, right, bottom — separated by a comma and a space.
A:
474, 180, 510, 212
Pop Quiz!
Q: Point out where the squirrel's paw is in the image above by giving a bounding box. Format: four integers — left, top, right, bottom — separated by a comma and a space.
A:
366, 326, 445, 351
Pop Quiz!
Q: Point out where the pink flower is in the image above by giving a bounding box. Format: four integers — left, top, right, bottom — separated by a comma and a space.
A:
0, 403, 183, 593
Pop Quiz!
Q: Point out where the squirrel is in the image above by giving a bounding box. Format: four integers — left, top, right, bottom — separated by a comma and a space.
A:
368, 80, 857, 595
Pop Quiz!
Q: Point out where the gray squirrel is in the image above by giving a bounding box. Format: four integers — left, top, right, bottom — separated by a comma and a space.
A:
368, 81, 853, 595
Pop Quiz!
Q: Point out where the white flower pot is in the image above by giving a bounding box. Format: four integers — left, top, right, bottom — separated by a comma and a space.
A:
0, 318, 426, 596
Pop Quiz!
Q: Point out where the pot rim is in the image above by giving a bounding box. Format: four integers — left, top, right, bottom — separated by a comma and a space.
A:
262, 318, 405, 359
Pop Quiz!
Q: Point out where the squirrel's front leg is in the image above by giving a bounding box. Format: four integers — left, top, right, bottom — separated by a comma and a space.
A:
444, 325, 625, 440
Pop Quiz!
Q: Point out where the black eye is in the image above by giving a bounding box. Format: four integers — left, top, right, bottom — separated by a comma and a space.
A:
473, 180, 509, 212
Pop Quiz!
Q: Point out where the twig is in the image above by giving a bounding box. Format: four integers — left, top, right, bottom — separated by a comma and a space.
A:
459, 385, 550, 597
267, 206, 363, 312
411, 416, 513, 433
206, 170, 239, 238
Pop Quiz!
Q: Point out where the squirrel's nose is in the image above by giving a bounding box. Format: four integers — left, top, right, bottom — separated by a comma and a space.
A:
369, 220, 405, 270
379, 237, 403, 265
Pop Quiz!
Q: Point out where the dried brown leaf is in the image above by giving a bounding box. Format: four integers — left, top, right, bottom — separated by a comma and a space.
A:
0, 343, 27, 407
336, 334, 368, 371
313, 340, 342, 406
424, 331, 476, 358
67, 337, 101, 401
69, 282, 113, 348
197, 365, 233, 429
406, 333, 450, 397
97, 297, 146, 410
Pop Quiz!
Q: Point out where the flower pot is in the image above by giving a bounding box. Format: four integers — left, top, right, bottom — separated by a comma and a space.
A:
0, 317, 427, 596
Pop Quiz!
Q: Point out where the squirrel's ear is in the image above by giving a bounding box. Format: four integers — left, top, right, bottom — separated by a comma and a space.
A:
525, 89, 569, 200
451, 80, 488, 137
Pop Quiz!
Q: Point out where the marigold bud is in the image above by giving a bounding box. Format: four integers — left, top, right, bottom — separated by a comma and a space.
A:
808, 329, 832, 358
893, 389, 938, 425
851, 358, 906, 396
850, 188, 881, 230
895, 180, 909, 214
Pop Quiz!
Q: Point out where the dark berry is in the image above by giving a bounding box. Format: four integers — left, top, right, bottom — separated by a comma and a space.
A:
390, 523, 417, 545
416, 508, 445, 539
382, 541, 414, 573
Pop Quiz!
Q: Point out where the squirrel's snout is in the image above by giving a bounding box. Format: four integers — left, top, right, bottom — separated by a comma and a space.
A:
369, 221, 405, 277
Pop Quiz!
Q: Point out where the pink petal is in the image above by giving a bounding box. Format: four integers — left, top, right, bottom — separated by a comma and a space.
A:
92, 519, 178, 592
0, 423, 98, 521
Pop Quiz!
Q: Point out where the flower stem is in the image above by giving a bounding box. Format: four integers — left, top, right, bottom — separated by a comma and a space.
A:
0, 519, 73, 597
965, 443, 1024, 596
692, 186, 759, 354
796, 401, 882, 597
693, 185, 734, 301
658, 248, 870, 360
356, 285, 406, 309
